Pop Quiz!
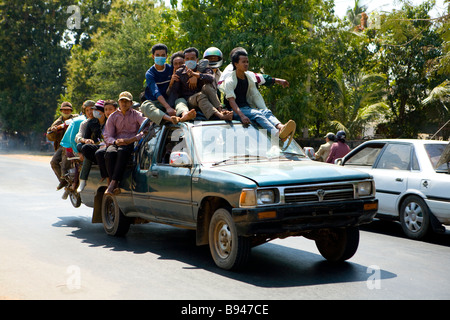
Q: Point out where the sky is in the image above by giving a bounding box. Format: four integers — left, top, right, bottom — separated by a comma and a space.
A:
333, 0, 447, 18
164, 0, 448, 18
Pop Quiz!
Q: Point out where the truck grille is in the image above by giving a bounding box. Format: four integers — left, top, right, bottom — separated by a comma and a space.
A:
284, 183, 354, 203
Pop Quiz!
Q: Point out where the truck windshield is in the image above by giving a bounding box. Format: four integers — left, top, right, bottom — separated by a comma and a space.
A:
191, 123, 306, 165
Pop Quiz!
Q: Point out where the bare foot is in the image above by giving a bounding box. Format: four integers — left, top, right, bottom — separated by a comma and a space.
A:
180, 109, 196, 122
218, 110, 233, 121
170, 116, 180, 124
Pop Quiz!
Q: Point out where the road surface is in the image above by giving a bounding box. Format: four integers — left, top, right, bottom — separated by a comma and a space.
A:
0, 153, 449, 301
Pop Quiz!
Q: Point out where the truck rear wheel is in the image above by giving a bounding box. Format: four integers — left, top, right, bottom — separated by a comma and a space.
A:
208, 208, 250, 270
101, 194, 130, 236
315, 227, 359, 262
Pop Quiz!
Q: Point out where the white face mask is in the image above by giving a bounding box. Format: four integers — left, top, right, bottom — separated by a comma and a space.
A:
61, 112, 71, 119
93, 110, 103, 119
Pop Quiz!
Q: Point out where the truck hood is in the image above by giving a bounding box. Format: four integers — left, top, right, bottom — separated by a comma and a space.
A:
217, 160, 371, 187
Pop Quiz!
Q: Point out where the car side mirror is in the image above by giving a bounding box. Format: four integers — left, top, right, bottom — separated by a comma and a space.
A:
303, 147, 315, 160
334, 158, 343, 165
169, 152, 192, 167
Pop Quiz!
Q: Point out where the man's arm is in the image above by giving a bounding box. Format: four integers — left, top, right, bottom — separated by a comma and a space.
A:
146, 70, 175, 116
227, 97, 250, 125
187, 68, 214, 84
103, 116, 116, 146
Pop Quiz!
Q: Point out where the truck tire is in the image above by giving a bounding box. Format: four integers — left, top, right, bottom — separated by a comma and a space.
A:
208, 208, 251, 270
315, 227, 359, 262
101, 194, 130, 236
399, 195, 430, 240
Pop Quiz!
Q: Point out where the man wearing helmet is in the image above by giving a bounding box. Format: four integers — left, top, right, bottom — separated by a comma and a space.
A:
203, 47, 224, 90
326, 130, 351, 163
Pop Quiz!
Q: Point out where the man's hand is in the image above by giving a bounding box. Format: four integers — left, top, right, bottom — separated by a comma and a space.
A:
275, 78, 290, 88
187, 76, 198, 90
165, 106, 176, 116
115, 138, 135, 146
83, 139, 95, 144
239, 114, 251, 125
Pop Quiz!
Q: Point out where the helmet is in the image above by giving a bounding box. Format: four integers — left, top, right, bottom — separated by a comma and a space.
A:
203, 47, 223, 68
336, 130, 346, 141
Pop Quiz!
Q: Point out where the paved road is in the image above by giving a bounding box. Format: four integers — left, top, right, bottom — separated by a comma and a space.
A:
1, 153, 449, 301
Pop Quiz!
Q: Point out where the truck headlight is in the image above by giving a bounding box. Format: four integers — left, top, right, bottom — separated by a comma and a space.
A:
257, 189, 277, 205
357, 181, 373, 197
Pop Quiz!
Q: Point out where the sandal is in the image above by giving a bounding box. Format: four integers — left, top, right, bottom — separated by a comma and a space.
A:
279, 120, 296, 140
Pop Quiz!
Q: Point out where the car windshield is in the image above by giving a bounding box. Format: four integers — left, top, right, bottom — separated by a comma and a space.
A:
345, 143, 385, 166
424, 143, 450, 172
191, 122, 306, 165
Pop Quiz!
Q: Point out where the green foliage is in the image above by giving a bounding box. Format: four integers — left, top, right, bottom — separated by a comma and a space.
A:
1, 0, 448, 145
371, 0, 448, 137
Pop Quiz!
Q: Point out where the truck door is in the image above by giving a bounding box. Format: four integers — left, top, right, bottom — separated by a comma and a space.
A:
132, 125, 161, 219
146, 126, 194, 224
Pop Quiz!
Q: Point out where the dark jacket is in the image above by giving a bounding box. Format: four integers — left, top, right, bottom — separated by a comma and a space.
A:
168, 65, 215, 105
84, 118, 106, 143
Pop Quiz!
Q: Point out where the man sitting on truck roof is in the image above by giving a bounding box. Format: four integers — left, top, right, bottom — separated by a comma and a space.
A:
223, 49, 296, 140
103, 91, 146, 196
168, 47, 233, 121
141, 43, 196, 125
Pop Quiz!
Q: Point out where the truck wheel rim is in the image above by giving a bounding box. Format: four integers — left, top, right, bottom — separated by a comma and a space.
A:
105, 198, 115, 227
404, 202, 423, 232
215, 222, 232, 259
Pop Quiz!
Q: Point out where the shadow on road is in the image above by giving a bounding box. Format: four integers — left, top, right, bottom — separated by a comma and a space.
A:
361, 219, 450, 247
53, 215, 396, 288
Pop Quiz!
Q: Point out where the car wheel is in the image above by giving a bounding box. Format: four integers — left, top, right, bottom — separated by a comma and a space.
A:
101, 194, 130, 236
208, 208, 251, 270
400, 195, 430, 240
315, 227, 360, 262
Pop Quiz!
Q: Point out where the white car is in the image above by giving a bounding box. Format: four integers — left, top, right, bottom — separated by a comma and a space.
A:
338, 139, 450, 239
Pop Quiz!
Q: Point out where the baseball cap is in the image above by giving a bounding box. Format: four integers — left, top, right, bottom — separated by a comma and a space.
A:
60, 101, 73, 111
118, 91, 133, 101
324, 132, 336, 140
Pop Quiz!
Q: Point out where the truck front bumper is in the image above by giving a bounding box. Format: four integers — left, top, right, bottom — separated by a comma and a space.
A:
232, 199, 378, 236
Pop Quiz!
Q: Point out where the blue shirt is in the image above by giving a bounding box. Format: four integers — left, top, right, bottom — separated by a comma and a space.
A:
60, 115, 86, 153
144, 64, 173, 101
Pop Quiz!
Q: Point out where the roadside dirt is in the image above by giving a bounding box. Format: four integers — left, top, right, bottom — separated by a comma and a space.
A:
0, 153, 52, 163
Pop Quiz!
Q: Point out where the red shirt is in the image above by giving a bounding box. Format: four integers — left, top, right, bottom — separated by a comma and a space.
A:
326, 141, 350, 163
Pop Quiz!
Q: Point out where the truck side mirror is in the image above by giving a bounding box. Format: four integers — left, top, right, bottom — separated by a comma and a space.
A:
169, 152, 192, 167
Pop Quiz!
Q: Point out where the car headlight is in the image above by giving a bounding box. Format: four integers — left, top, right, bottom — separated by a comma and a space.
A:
257, 189, 276, 205
357, 181, 373, 197
239, 188, 278, 207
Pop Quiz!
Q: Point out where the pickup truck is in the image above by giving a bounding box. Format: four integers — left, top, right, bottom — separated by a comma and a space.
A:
80, 120, 378, 270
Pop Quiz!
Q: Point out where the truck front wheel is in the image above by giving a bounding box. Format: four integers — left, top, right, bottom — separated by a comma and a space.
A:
208, 208, 251, 270
101, 194, 130, 236
315, 227, 359, 262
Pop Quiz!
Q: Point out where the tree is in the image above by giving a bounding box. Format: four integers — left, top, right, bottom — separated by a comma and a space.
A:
0, 0, 73, 141
345, 0, 368, 27
371, 0, 447, 137
62, 0, 179, 107
175, 0, 336, 130
329, 68, 388, 139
